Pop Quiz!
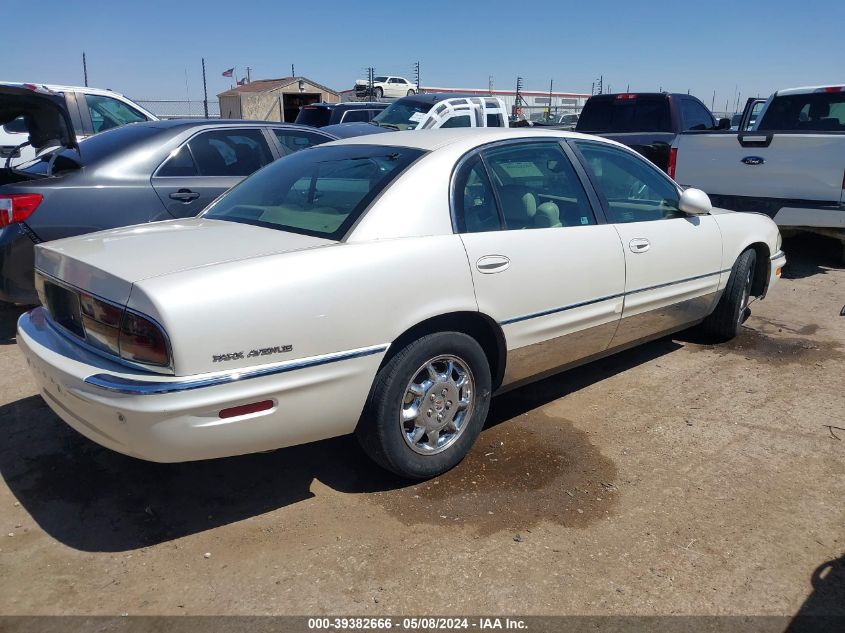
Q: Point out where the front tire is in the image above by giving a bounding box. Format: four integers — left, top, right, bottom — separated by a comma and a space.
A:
701, 248, 756, 341
356, 332, 491, 479
407, 89, 415, 96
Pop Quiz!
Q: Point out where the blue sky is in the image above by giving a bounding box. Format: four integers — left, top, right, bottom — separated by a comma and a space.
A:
6, 0, 844, 111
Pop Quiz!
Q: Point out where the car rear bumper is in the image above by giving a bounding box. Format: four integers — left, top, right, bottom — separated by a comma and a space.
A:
17, 307, 385, 462
0, 224, 38, 304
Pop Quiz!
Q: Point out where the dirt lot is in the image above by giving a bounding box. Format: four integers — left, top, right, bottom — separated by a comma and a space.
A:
0, 235, 842, 617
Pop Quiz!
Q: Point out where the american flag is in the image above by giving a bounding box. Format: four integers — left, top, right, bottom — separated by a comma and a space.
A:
237, 78, 247, 86
222, 68, 234, 77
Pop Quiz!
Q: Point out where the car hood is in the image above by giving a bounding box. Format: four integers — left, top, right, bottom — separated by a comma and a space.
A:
35, 218, 336, 305
321, 122, 389, 138
0, 84, 78, 156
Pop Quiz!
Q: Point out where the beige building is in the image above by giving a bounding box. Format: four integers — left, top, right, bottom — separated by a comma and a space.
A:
218, 77, 340, 122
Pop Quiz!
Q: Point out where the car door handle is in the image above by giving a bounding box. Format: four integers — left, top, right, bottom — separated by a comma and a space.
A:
169, 189, 200, 202
629, 238, 651, 253
476, 255, 510, 274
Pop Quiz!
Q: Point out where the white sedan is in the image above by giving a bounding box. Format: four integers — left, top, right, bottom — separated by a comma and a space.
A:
17, 129, 786, 479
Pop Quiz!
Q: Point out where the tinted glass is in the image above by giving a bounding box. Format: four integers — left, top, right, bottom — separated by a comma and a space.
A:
157, 145, 197, 177
681, 99, 714, 130
187, 129, 272, 176
203, 145, 424, 239
575, 141, 681, 223
294, 107, 331, 127
342, 109, 370, 123
441, 114, 472, 128
758, 93, 845, 131
482, 142, 596, 229
576, 96, 671, 132
85, 94, 148, 133
272, 129, 330, 155
453, 155, 501, 233
486, 113, 504, 127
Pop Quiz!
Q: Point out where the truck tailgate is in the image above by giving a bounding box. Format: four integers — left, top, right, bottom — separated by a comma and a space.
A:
674, 132, 845, 203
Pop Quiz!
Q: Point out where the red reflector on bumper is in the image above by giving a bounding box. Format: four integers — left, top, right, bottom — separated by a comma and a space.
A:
219, 400, 274, 419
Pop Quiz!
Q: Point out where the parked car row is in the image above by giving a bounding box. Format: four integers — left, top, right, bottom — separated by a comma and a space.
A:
0, 84, 337, 304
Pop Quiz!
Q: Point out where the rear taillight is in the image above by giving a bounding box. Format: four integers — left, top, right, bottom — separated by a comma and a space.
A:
667, 147, 678, 179
615, 93, 637, 100
119, 311, 169, 367
0, 194, 43, 228
819, 86, 844, 93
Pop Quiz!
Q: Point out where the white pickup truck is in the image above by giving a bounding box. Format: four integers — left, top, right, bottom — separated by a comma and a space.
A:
671, 85, 845, 258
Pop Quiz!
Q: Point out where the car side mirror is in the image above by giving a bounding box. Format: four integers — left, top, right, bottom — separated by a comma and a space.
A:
678, 188, 712, 215
716, 117, 731, 130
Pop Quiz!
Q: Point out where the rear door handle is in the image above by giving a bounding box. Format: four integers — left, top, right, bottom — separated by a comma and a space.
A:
629, 238, 651, 253
476, 255, 510, 274
169, 189, 200, 202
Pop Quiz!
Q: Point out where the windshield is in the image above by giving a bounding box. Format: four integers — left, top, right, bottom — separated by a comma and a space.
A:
371, 101, 433, 131
202, 144, 425, 239
576, 96, 671, 133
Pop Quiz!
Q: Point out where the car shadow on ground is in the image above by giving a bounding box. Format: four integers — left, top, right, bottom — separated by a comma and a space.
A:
787, 554, 845, 631
0, 337, 680, 552
0, 304, 29, 346
781, 233, 844, 280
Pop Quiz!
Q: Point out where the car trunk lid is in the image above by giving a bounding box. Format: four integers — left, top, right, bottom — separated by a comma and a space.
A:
1, 84, 78, 161
35, 217, 336, 305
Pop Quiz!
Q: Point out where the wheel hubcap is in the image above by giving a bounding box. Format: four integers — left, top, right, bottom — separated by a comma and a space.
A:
400, 355, 475, 455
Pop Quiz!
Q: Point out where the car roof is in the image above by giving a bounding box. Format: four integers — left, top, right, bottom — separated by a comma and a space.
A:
776, 85, 845, 96
393, 92, 487, 105
305, 102, 386, 109
325, 128, 616, 152
129, 119, 321, 131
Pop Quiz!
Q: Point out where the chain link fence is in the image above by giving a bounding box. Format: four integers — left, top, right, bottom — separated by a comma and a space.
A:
133, 100, 220, 119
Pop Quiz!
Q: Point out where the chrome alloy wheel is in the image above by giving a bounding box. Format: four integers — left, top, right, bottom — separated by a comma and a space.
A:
738, 267, 753, 326
400, 355, 475, 455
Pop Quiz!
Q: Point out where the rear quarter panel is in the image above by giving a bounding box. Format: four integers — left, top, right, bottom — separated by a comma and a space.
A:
128, 236, 477, 376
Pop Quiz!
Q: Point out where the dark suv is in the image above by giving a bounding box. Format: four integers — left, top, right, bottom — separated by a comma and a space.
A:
294, 102, 388, 128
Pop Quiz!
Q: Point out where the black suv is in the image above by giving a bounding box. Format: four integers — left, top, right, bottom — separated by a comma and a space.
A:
294, 102, 388, 128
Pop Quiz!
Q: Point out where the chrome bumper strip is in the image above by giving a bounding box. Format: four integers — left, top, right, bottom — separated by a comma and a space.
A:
84, 344, 389, 395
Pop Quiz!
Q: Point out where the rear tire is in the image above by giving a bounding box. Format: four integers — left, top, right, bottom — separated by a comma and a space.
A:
701, 248, 757, 341
356, 332, 491, 480
374, 87, 383, 99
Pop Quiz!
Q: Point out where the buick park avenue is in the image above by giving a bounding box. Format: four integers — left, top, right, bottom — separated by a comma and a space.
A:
17, 129, 785, 479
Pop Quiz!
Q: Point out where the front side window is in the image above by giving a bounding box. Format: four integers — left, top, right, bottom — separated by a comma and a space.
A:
203, 145, 423, 239
272, 128, 329, 155
482, 142, 596, 230
441, 114, 472, 128
84, 94, 148, 133
575, 141, 681, 223
187, 129, 272, 176
453, 155, 500, 233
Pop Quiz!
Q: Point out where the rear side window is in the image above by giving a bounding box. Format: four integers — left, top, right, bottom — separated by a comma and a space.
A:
203, 145, 424, 239
341, 109, 371, 123
453, 155, 501, 233
84, 94, 148, 133
577, 96, 671, 132
158, 129, 272, 177
681, 99, 714, 130
441, 115, 472, 128
272, 129, 330, 155
758, 92, 845, 131
295, 107, 331, 127
486, 113, 504, 127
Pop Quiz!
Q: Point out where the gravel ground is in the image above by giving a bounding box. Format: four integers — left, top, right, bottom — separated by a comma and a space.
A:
0, 235, 842, 617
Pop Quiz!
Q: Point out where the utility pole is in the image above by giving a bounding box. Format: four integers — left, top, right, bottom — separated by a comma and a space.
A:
514, 76, 524, 118
547, 79, 553, 120
488, 75, 494, 95
711, 90, 715, 111
245, 66, 251, 83
413, 61, 420, 93
597, 75, 603, 95
82, 52, 88, 87
291, 64, 295, 77
202, 58, 209, 118
367, 67, 375, 100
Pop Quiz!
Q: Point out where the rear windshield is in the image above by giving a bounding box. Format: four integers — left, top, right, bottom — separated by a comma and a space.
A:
757, 92, 845, 131
576, 96, 671, 133
202, 144, 424, 239
295, 106, 331, 127
372, 101, 433, 130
